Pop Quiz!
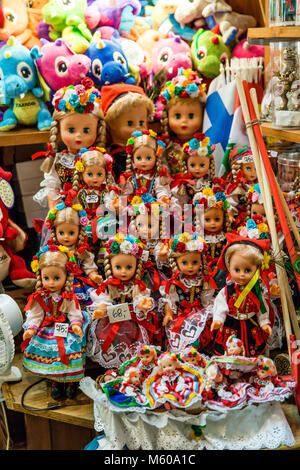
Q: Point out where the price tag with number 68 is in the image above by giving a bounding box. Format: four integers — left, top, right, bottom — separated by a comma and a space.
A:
54, 322, 69, 338
107, 303, 131, 324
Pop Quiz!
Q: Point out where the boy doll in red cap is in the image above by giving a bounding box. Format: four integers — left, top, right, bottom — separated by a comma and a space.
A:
210, 232, 273, 357
101, 84, 154, 183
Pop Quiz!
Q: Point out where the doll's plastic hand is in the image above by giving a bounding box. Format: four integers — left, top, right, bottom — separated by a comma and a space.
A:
89, 271, 103, 285
112, 197, 123, 214
228, 210, 235, 225
158, 243, 169, 261
137, 298, 152, 311
23, 329, 36, 340
211, 320, 223, 332
262, 324, 272, 336
72, 324, 82, 337
93, 305, 107, 320
163, 304, 174, 326
270, 284, 280, 297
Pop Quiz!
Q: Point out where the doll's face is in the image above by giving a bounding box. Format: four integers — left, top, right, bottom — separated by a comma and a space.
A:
187, 154, 210, 179
135, 213, 160, 240
140, 351, 156, 365
280, 165, 296, 182
176, 252, 202, 276
129, 371, 141, 386
108, 106, 148, 145
241, 162, 257, 184
168, 101, 203, 141
160, 357, 177, 375
82, 164, 106, 187
133, 146, 156, 172
229, 251, 258, 286
204, 207, 224, 232
111, 253, 137, 281
251, 203, 267, 224
226, 343, 242, 356
56, 223, 79, 247
41, 266, 67, 292
59, 113, 99, 154
185, 355, 198, 365
257, 368, 271, 380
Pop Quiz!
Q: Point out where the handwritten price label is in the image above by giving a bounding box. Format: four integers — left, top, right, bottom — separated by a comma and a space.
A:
107, 303, 131, 324
54, 323, 69, 338
141, 250, 149, 262
86, 194, 99, 204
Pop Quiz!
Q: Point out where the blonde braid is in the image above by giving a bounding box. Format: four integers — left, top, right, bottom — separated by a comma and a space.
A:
94, 118, 107, 148
126, 152, 133, 173
104, 254, 118, 299
161, 107, 170, 142
224, 209, 231, 232
209, 156, 215, 181
77, 225, 89, 260
72, 169, 81, 194
41, 119, 59, 173
35, 270, 43, 292
133, 258, 143, 297
61, 272, 75, 313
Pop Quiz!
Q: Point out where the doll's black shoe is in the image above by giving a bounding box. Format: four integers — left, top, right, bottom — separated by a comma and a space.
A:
51, 381, 64, 400
65, 382, 78, 399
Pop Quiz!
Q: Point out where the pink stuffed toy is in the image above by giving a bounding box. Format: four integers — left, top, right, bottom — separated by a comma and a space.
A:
0, 167, 36, 289
36, 39, 91, 94
232, 39, 264, 60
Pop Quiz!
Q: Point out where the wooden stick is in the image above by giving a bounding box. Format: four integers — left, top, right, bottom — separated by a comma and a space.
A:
236, 77, 293, 356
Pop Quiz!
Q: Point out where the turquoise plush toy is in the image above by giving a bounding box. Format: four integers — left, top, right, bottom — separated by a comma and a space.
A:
0, 37, 52, 132
191, 28, 231, 79
42, 0, 92, 54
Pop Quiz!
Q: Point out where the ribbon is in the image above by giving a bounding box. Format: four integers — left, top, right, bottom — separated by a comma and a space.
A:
159, 167, 173, 181
170, 173, 196, 189
163, 270, 187, 295
118, 172, 133, 185
31, 143, 55, 161
141, 260, 160, 291
172, 299, 202, 333
234, 269, 260, 309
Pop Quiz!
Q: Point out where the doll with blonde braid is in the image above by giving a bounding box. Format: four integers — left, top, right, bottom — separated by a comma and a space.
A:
119, 367, 149, 405
180, 346, 207, 370
22, 245, 89, 400
119, 344, 159, 384
158, 68, 207, 177
33, 78, 106, 211
45, 203, 102, 308
87, 233, 160, 369
120, 130, 171, 206
72, 147, 120, 220
159, 232, 215, 354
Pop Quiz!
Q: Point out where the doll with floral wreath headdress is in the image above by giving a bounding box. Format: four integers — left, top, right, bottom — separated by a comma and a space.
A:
119, 367, 149, 406
224, 145, 258, 228
33, 78, 106, 211
22, 245, 89, 400
180, 345, 207, 370
45, 202, 102, 309
158, 231, 215, 354
71, 146, 121, 220
158, 68, 207, 177
119, 343, 159, 384
87, 232, 160, 369
119, 130, 171, 207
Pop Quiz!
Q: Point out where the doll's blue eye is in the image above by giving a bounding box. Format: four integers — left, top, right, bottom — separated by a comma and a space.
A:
139, 121, 144, 126
68, 127, 75, 133
200, 164, 205, 168
97, 173, 103, 177
128, 121, 133, 126
146, 156, 152, 160
83, 128, 90, 134
234, 268, 240, 272
182, 261, 187, 265
245, 268, 251, 273
54, 277, 60, 281
188, 113, 194, 119
136, 156, 142, 160
126, 265, 133, 270
175, 114, 181, 119
193, 261, 198, 265
115, 265, 121, 270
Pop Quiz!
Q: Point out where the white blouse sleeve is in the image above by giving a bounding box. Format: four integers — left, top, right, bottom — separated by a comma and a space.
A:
212, 288, 228, 325
23, 301, 44, 331
80, 251, 98, 275
68, 299, 84, 325
33, 157, 62, 206
89, 288, 113, 311
154, 177, 170, 201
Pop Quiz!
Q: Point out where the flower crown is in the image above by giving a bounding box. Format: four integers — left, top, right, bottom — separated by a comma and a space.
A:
180, 346, 200, 360
31, 244, 77, 274
193, 187, 229, 211
159, 68, 206, 105
136, 344, 157, 357
45, 202, 89, 230
182, 133, 214, 158
248, 184, 263, 205
106, 233, 144, 257
157, 351, 178, 365
226, 335, 243, 349
169, 231, 207, 255
53, 78, 102, 115
229, 145, 253, 166
128, 194, 162, 217
257, 356, 274, 375
74, 147, 113, 173
126, 130, 165, 157
237, 218, 270, 241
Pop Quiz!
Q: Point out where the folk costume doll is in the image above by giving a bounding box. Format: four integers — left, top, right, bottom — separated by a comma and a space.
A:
225, 145, 258, 228
210, 233, 273, 357
159, 232, 215, 354
33, 78, 105, 210
45, 203, 101, 308
171, 133, 218, 210
159, 68, 207, 177
194, 186, 231, 289
87, 233, 160, 369
145, 351, 203, 409
180, 346, 207, 370
120, 130, 171, 207
119, 367, 149, 406
119, 344, 159, 384
72, 147, 120, 220
101, 83, 154, 182
22, 245, 89, 400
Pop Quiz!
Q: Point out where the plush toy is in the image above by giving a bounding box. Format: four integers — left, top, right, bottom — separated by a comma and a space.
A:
136, 29, 165, 71
150, 0, 179, 30
25, 0, 49, 45
84, 0, 141, 32
232, 39, 265, 60
0, 38, 52, 132
191, 28, 231, 79
0, 0, 41, 48
174, 0, 207, 30
42, 0, 92, 54
85, 32, 136, 88
201, 1, 257, 45
36, 39, 91, 96
151, 33, 192, 84
0, 167, 36, 289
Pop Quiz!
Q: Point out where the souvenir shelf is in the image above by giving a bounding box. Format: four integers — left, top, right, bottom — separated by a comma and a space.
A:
0, 128, 50, 147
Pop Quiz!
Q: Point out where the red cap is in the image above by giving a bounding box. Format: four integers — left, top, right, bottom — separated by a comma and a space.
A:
217, 232, 270, 271
101, 83, 146, 116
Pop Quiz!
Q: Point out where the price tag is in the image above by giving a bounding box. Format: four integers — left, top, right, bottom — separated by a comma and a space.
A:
54, 322, 69, 338
86, 194, 99, 204
107, 303, 131, 324
141, 250, 149, 262
60, 155, 75, 169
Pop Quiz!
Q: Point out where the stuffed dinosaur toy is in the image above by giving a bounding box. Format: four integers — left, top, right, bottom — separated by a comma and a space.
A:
84, 0, 141, 34
36, 38, 91, 96
42, 0, 92, 54
0, 0, 41, 48
191, 28, 231, 79
0, 37, 52, 132
85, 31, 136, 88
0, 167, 36, 289
25, 0, 49, 46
